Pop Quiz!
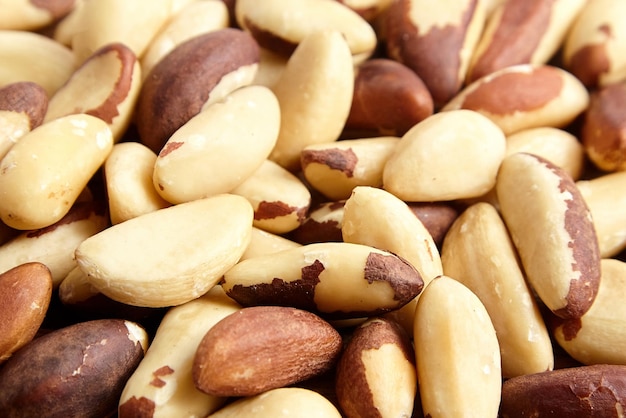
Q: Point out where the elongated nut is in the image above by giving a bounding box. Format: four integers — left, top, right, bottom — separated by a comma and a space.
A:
268, 30, 354, 171
383, 109, 506, 202
0, 81, 48, 160
441, 202, 554, 378
0, 0, 75, 31
496, 152, 601, 319
335, 318, 416, 418
207, 387, 342, 418
153, 85, 280, 204
442, 64, 589, 135
222, 242, 423, 319
136, 28, 260, 154
231, 159, 311, 234
500, 364, 626, 417
414, 276, 501, 418
119, 286, 241, 418
75, 194, 253, 308
44, 42, 142, 142
193, 306, 343, 397
0, 114, 113, 230
0, 262, 52, 362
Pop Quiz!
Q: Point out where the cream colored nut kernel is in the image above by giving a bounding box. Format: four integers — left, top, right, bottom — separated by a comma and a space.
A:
0, 0, 75, 31
441, 202, 554, 378
268, 30, 354, 171
75, 194, 253, 308
119, 286, 241, 418
577, 171, 626, 258
222, 242, 423, 319
153, 85, 280, 205
207, 387, 342, 418
443, 64, 589, 135
52, 0, 84, 46
58, 265, 103, 306
235, 0, 376, 62
414, 276, 502, 418
506, 127, 585, 181
496, 152, 601, 319
553, 258, 626, 366
231, 159, 311, 235
383, 109, 506, 202
0, 114, 113, 230
240, 227, 301, 261
301, 136, 400, 201
105, 142, 171, 225
0, 30, 76, 96
251, 47, 288, 89
335, 318, 416, 418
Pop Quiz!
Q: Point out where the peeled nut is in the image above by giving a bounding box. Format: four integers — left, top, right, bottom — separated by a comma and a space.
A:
240, 227, 301, 261
0, 0, 75, 31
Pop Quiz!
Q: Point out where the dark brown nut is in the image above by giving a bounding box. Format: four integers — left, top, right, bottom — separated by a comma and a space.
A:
0, 318, 148, 418
135, 28, 260, 153
496, 153, 601, 319
0, 81, 48, 160
499, 364, 626, 417
221, 242, 424, 319
385, 0, 488, 107
467, 0, 586, 82
0, 262, 52, 362
193, 306, 343, 397
290, 200, 346, 245
581, 81, 626, 172
562, 0, 626, 88
407, 201, 460, 248
345, 59, 433, 137
335, 318, 416, 418
443, 64, 589, 135
0, 0, 75, 31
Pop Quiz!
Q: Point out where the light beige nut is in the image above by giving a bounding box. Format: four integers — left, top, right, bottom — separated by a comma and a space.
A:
268, 30, 355, 171
207, 387, 342, 418
222, 241, 424, 319
442, 64, 589, 135
235, 0, 377, 63
291, 200, 347, 245
119, 286, 241, 418
577, 171, 626, 258
193, 306, 343, 397
0, 81, 48, 160
0, 0, 75, 31
414, 276, 502, 418
252, 47, 288, 89
552, 258, 626, 365
336, 0, 393, 23
0, 262, 52, 362
562, 0, 626, 88
136, 28, 260, 154
300, 136, 400, 201
240, 227, 301, 261
52, 0, 84, 46
499, 364, 626, 417
441, 202, 554, 378
383, 109, 506, 202
153, 85, 280, 205
231, 159, 311, 235
0, 201, 109, 287
0, 29, 76, 96
75, 194, 253, 308
496, 152, 601, 319
104, 142, 171, 226
335, 318, 416, 418
467, 0, 586, 82
0, 114, 113, 230
385, 0, 488, 106
0, 319, 148, 417
505, 127, 585, 180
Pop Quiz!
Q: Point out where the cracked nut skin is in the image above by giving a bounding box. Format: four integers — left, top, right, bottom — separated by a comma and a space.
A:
192, 306, 342, 397
0, 319, 148, 418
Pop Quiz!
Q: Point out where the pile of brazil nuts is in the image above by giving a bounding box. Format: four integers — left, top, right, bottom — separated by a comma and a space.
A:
4, 0, 626, 416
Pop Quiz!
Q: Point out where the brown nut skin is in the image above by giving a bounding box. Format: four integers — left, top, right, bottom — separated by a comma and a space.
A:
345, 58, 434, 137
0, 81, 48, 129
0, 319, 147, 418
0, 262, 52, 362
289, 200, 346, 245
581, 81, 626, 172
499, 364, 626, 417
193, 306, 343, 397
135, 28, 260, 153
408, 201, 460, 248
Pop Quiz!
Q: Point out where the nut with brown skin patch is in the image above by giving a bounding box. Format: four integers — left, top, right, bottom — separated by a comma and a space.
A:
0, 0, 76, 31
290, 200, 346, 245
192, 306, 343, 397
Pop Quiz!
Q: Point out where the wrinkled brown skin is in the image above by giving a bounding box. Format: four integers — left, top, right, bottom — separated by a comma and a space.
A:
0, 81, 49, 130
0, 319, 146, 417
500, 364, 626, 417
